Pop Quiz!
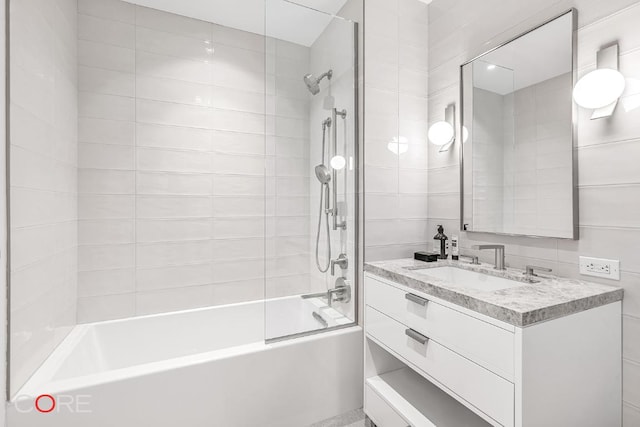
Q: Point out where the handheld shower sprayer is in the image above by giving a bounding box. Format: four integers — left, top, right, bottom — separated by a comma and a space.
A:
314, 118, 332, 185
314, 165, 331, 185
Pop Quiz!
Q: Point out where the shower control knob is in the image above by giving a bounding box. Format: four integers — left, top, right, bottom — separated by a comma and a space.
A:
330, 253, 348, 276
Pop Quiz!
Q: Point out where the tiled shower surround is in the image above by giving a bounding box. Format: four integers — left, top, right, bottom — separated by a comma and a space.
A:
77, 0, 313, 322
9, 0, 78, 397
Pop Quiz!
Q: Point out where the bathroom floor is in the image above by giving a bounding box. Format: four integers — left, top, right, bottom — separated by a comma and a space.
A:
309, 409, 368, 427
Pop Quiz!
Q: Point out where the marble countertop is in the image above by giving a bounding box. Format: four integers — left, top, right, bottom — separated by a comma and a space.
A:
364, 258, 624, 327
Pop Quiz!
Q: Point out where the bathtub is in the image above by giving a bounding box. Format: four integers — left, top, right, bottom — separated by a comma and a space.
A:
8, 296, 363, 427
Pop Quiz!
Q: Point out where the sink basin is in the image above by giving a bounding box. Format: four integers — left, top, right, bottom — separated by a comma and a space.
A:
410, 266, 525, 292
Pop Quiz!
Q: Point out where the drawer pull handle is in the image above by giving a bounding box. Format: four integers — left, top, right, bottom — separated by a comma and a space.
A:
405, 293, 429, 306
405, 328, 429, 345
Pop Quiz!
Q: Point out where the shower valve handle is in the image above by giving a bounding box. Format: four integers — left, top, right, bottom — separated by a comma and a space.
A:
330, 254, 348, 276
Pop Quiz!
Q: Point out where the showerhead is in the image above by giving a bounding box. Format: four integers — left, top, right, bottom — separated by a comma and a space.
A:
314, 164, 332, 184
303, 69, 333, 95
304, 74, 320, 95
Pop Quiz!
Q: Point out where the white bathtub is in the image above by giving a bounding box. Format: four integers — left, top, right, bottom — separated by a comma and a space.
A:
8, 296, 363, 427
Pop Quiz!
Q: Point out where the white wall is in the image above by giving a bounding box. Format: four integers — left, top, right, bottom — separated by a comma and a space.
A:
364, 0, 430, 262
1, 0, 7, 421
428, 0, 640, 424
77, 0, 313, 322
8, 0, 78, 397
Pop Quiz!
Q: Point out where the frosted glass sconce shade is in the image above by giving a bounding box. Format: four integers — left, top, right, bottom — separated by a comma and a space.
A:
573, 69, 625, 109
573, 43, 625, 119
428, 104, 456, 152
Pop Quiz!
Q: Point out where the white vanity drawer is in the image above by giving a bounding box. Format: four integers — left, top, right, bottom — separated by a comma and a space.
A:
366, 306, 514, 427
366, 275, 515, 380
365, 384, 410, 427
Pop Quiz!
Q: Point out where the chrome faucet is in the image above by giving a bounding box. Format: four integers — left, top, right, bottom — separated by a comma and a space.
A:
330, 253, 348, 276
459, 254, 480, 265
525, 265, 552, 282
473, 245, 506, 270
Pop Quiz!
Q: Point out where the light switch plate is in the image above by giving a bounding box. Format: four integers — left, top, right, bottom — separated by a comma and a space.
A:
579, 256, 620, 280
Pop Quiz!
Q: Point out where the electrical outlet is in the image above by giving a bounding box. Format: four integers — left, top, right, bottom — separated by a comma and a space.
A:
579, 257, 620, 280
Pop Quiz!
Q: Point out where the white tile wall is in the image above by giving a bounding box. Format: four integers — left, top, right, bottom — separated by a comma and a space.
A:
364, 0, 430, 262
9, 0, 78, 396
428, 0, 640, 419
78, 0, 312, 322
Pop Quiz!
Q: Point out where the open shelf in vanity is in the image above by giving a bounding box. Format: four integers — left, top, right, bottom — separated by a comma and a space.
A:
366, 363, 491, 427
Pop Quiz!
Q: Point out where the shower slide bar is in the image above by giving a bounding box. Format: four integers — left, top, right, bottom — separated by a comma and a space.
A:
332, 107, 347, 231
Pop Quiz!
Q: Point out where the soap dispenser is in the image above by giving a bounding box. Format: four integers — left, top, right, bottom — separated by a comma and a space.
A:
433, 225, 448, 260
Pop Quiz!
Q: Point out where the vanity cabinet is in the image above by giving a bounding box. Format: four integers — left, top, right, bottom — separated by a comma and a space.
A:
364, 273, 622, 427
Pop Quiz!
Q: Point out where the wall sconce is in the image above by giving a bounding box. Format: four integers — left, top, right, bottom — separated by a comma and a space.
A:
573, 43, 626, 119
428, 104, 455, 152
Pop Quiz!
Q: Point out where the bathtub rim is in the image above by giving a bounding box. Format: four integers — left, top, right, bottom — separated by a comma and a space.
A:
12, 295, 358, 400
13, 325, 361, 401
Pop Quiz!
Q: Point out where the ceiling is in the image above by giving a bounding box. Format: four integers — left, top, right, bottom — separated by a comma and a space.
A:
472, 12, 573, 94
123, 0, 350, 46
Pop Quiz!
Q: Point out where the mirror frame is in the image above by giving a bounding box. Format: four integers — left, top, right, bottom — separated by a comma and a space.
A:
458, 8, 579, 240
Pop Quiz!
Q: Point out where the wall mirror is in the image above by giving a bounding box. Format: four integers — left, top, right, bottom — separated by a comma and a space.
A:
460, 10, 577, 239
